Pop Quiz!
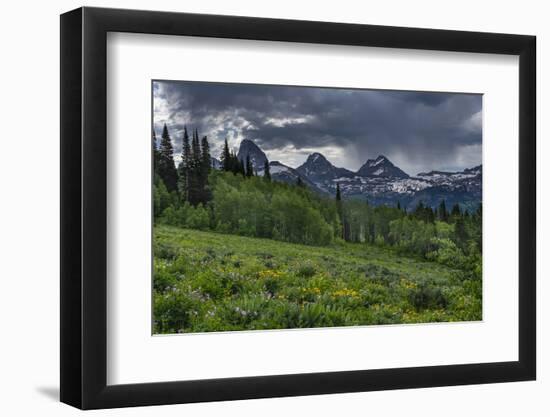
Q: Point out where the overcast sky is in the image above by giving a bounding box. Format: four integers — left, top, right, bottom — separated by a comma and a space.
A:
153, 80, 482, 175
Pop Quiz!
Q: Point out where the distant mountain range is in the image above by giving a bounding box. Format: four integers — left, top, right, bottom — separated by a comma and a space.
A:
214, 139, 482, 211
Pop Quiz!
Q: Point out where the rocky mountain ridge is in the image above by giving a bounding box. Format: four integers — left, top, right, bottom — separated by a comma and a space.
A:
225, 139, 481, 211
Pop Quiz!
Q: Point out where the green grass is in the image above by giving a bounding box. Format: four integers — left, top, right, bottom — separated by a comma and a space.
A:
153, 225, 482, 334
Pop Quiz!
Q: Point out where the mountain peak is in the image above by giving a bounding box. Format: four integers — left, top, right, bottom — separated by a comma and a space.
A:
365, 155, 389, 168
307, 152, 327, 162
304, 152, 332, 167
238, 138, 261, 152
357, 155, 409, 178
297, 152, 354, 182
237, 139, 268, 171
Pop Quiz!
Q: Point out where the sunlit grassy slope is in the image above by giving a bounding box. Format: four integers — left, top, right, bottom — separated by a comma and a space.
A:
153, 225, 481, 334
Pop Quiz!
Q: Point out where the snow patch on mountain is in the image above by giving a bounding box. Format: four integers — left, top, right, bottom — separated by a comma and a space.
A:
269, 163, 290, 175
219, 142, 481, 210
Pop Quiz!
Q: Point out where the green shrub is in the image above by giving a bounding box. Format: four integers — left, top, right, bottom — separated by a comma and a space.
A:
408, 283, 448, 311
425, 238, 465, 268
297, 263, 316, 278
362, 264, 400, 285
153, 291, 199, 333
153, 268, 177, 293
154, 242, 179, 260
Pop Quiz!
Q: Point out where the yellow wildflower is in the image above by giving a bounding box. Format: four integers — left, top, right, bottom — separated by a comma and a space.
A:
258, 270, 283, 279
332, 288, 359, 298
400, 278, 417, 289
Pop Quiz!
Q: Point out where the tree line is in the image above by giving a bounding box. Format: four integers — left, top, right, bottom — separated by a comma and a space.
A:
154, 124, 213, 206
154, 125, 273, 204
154, 124, 481, 276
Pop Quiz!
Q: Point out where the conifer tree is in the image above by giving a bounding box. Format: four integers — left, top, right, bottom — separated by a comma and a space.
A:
451, 203, 462, 218
177, 126, 191, 200
185, 129, 203, 206
335, 183, 347, 240
455, 216, 468, 248
413, 201, 435, 223
245, 154, 254, 177
221, 138, 231, 172
182, 126, 191, 165
427, 206, 435, 223
263, 160, 271, 181
238, 158, 246, 177
152, 128, 159, 173
157, 124, 178, 192
229, 150, 238, 175
474, 203, 482, 251
191, 129, 201, 168
438, 200, 448, 222
199, 135, 212, 203
201, 136, 211, 170
296, 177, 304, 187
414, 201, 425, 220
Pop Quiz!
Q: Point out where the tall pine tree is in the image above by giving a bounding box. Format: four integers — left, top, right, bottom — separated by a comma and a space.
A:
438, 200, 448, 222
263, 160, 271, 181
199, 135, 212, 203
229, 150, 238, 174
245, 155, 253, 177
335, 183, 347, 240
451, 203, 462, 218
238, 157, 245, 177
191, 129, 201, 167
187, 129, 203, 206
201, 135, 211, 176
157, 124, 178, 192
177, 126, 191, 200
455, 216, 468, 248
221, 138, 231, 172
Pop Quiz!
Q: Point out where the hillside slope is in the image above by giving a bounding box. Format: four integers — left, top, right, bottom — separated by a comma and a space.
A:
153, 226, 482, 334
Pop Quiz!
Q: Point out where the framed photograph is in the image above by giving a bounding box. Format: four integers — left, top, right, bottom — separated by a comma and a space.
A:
60, 7, 536, 409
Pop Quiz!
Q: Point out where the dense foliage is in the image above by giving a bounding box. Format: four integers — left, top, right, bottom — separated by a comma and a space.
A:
153, 124, 482, 332
153, 227, 481, 333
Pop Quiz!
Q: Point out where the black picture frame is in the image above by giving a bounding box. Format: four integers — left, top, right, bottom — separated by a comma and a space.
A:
60, 6, 536, 410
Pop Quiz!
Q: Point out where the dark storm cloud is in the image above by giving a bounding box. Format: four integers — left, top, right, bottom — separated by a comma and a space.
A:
153, 80, 482, 174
